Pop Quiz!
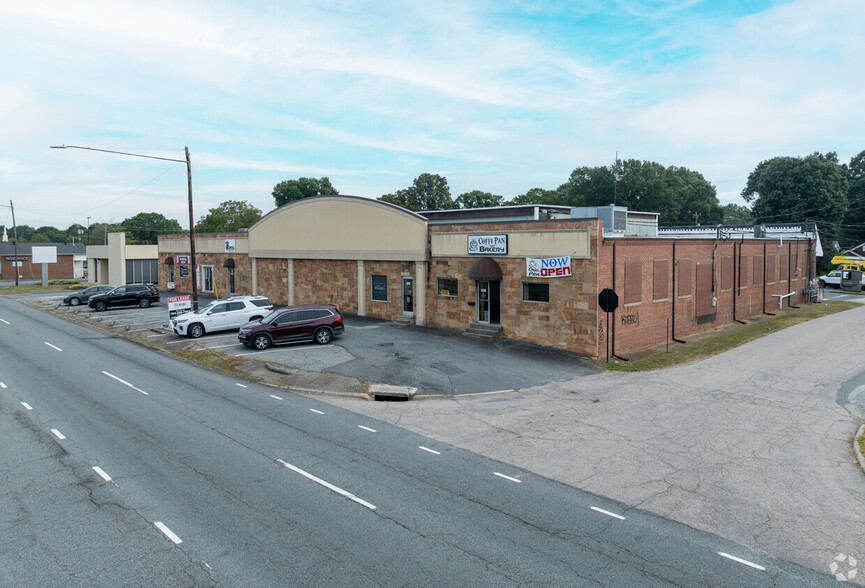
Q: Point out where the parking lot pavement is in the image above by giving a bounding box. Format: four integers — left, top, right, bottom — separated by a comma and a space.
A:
30, 294, 600, 396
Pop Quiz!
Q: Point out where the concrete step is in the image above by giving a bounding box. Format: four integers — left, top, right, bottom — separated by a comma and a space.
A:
464, 323, 503, 339
392, 315, 413, 324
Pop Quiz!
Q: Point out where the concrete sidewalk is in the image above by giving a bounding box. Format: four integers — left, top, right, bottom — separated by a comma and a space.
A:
319, 305, 865, 581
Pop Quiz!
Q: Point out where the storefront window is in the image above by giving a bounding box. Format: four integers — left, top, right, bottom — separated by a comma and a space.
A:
437, 278, 458, 297
371, 275, 387, 301
522, 282, 549, 303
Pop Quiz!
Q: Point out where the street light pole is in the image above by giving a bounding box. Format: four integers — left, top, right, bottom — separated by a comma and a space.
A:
50, 144, 199, 310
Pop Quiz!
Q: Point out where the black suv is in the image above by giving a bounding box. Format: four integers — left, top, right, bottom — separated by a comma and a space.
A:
238, 304, 344, 350
88, 284, 160, 311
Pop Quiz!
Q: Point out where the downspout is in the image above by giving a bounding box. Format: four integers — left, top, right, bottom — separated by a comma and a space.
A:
733, 241, 746, 324
788, 240, 800, 308
763, 240, 775, 316
611, 241, 629, 361
671, 240, 686, 344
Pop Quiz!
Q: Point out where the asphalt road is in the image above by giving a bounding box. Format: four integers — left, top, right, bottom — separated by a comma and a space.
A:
0, 296, 835, 586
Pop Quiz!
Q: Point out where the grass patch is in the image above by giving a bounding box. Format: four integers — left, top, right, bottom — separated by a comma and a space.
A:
0, 282, 86, 295
600, 301, 859, 372
858, 433, 865, 459
170, 349, 251, 379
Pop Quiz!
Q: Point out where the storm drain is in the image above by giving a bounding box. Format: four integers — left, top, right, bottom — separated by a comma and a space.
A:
369, 384, 417, 401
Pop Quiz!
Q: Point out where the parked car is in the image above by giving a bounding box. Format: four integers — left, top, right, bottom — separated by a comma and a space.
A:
171, 296, 273, 338
63, 284, 116, 306
88, 283, 160, 311
238, 304, 344, 350
818, 270, 865, 289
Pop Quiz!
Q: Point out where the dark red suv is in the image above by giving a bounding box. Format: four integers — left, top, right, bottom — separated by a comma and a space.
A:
237, 304, 344, 350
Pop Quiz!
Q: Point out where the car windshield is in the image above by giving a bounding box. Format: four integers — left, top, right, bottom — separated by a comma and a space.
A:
259, 309, 281, 323
194, 303, 218, 315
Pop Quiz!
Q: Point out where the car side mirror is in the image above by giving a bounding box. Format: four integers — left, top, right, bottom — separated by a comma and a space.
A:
206, 311, 213, 315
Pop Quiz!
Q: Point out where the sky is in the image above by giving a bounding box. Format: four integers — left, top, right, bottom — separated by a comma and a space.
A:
1, 0, 863, 231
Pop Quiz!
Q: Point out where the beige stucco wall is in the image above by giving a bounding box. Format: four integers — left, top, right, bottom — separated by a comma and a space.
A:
85, 233, 157, 284
431, 229, 591, 258
160, 234, 250, 254
248, 196, 427, 261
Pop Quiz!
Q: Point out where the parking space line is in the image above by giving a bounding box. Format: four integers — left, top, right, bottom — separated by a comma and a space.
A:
51, 429, 66, 440
92, 466, 112, 482
277, 458, 376, 510
0, 318, 9, 324
493, 472, 521, 483
718, 552, 765, 571
591, 506, 626, 520
418, 446, 441, 455
236, 383, 247, 388
309, 408, 325, 415
0, 382, 6, 388
270, 394, 283, 400
236, 344, 328, 357
44, 342, 62, 352
154, 522, 183, 545
358, 425, 377, 433
21, 402, 32, 410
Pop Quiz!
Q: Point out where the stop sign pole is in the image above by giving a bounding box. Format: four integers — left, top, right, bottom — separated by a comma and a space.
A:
598, 288, 619, 362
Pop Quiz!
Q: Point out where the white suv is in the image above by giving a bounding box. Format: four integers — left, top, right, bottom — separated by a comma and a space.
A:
171, 296, 274, 338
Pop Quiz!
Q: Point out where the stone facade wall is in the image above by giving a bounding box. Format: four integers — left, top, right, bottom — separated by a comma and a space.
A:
365, 260, 416, 320
158, 233, 251, 297
256, 258, 289, 304
294, 259, 359, 313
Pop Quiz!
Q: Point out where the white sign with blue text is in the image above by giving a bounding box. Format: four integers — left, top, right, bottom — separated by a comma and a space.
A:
526, 256, 572, 278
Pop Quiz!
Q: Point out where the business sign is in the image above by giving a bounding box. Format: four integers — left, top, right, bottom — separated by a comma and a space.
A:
467, 234, 507, 255
224, 239, 236, 252
179, 265, 189, 278
31, 246, 58, 264
526, 256, 572, 278
167, 294, 192, 319
176, 254, 190, 265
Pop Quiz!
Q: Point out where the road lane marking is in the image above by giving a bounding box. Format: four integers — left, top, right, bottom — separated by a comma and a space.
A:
591, 506, 626, 520
309, 408, 325, 415
51, 429, 66, 440
21, 402, 32, 410
718, 552, 765, 571
235, 383, 247, 388
44, 342, 63, 352
102, 371, 150, 395
418, 446, 440, 455
154, 522, 183, 544
92, 466, 112, 482
494, 472, 522, 483
270, 394, 283, 400
277, 459, 376, 510
0, 382, 7, 388
358, 425, 377, 433
0, 318, 9, 324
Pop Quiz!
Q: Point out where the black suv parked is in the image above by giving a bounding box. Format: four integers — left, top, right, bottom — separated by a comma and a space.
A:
238, 304, 344, 350
88, 284, 160, 311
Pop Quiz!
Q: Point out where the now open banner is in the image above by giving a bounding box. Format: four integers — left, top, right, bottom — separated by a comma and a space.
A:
526, 256, 572, 278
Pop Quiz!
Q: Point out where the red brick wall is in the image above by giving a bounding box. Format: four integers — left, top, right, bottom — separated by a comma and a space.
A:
1, 255, 75, 280
598, 238, 813, 355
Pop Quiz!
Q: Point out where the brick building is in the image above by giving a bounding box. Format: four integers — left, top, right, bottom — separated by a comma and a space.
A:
0, 242, 85, 281
155, 196, 816, 359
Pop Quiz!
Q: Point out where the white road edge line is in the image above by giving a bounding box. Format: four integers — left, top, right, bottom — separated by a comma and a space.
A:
51, 429, 66, 440
591, 506, 626, 520
418, 446, 441, 455
270, 394, 283, 400
236, 383, 247, 388
44, 342, 63, 352
494, 472, 522, 483
358, 425, 377, 433
277, 459, 376, 510
21, 402, 32, 410
154, 522, 183, 545
0, 318, 9, 324
92, 466, 112, 482
309, 408, 325, 415
102, 371, 150, 395
718, 552, 765, 571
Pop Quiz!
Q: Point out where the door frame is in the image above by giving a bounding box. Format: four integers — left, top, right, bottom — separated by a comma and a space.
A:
402, 276, 414, 315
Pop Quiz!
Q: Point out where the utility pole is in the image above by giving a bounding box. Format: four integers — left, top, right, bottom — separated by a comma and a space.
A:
8, 201, 18, 286
86, 216, 91, 246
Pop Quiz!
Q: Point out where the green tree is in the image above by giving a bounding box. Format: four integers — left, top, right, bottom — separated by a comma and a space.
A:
742, 152, 849, 245
557, 165, 616, 207
720, 203, 754, 225
195, 200, 262, 233
505, 187, 562, 206
454, 190, 503, 209
841, 150, 865, 248
378, 173, 454, 211
34, 226, 65, 242
119, 212, 183, 244
272, 177, 338, 207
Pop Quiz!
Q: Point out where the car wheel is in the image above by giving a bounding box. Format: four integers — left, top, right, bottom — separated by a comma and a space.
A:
139, 298, 151, 308
94, 301, 107, 312
252, 334, 271, 350
314, 328, 332, 345
818, 279, 826, 288
69, 297, 80, 306
188, 323, 204, 338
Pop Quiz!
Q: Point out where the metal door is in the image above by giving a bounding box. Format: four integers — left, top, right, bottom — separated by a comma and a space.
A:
402, 277, 413, 314
477, 281, 490, 323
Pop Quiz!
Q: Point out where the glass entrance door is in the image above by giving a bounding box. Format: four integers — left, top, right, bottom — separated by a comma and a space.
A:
402, 277, 413, 315
203, 266, 214, 292
477, 281, 490, 323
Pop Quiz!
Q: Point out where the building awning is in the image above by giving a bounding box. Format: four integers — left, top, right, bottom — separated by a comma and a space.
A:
223, 258, 235, 268
164, 257, 174, 265
468, 257, 502, 281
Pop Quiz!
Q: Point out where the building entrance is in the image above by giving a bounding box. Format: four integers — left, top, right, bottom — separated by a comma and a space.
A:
402, 276, 414, 315
476, 280, 500, 323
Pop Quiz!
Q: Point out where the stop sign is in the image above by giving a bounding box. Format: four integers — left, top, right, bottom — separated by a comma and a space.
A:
598, 288, 619, 313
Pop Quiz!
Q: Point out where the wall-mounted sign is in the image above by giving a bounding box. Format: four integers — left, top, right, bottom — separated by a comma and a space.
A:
179, 265, 189, 278
176, 254, 190, 265
224, 239, 236, 252
467, 234, 507, 255
4, 257, 28, 261
526, 256, 572, 278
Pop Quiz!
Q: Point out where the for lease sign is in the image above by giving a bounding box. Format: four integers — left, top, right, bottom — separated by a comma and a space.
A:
526, 256, 572, 278
167, 294, 192, 319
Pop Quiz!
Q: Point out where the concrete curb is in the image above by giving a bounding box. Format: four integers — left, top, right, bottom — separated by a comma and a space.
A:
855, 424, 865, 476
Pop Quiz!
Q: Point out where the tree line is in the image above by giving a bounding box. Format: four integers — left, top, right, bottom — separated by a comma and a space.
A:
6, 151, 862, 264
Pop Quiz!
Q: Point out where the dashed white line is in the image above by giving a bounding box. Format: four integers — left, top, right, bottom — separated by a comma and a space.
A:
44, 342, 63, 352
21, 402, 32, 410
418, 446, 441, 455
309, 408, 325, 415
718, 552, 765, 571
493, 472, 522, 483
102, 371, 150, 395
591, 506, 626, 520
235, 383, 247, 388
51, 429, 66, 440
270, 394, 283, 400
0, 382, 7, 388
92, 466, 112, 482
154, 522, 183, 544
0, 318, 9, 325
358, 425, 377, 433
277, 458, 376, 510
